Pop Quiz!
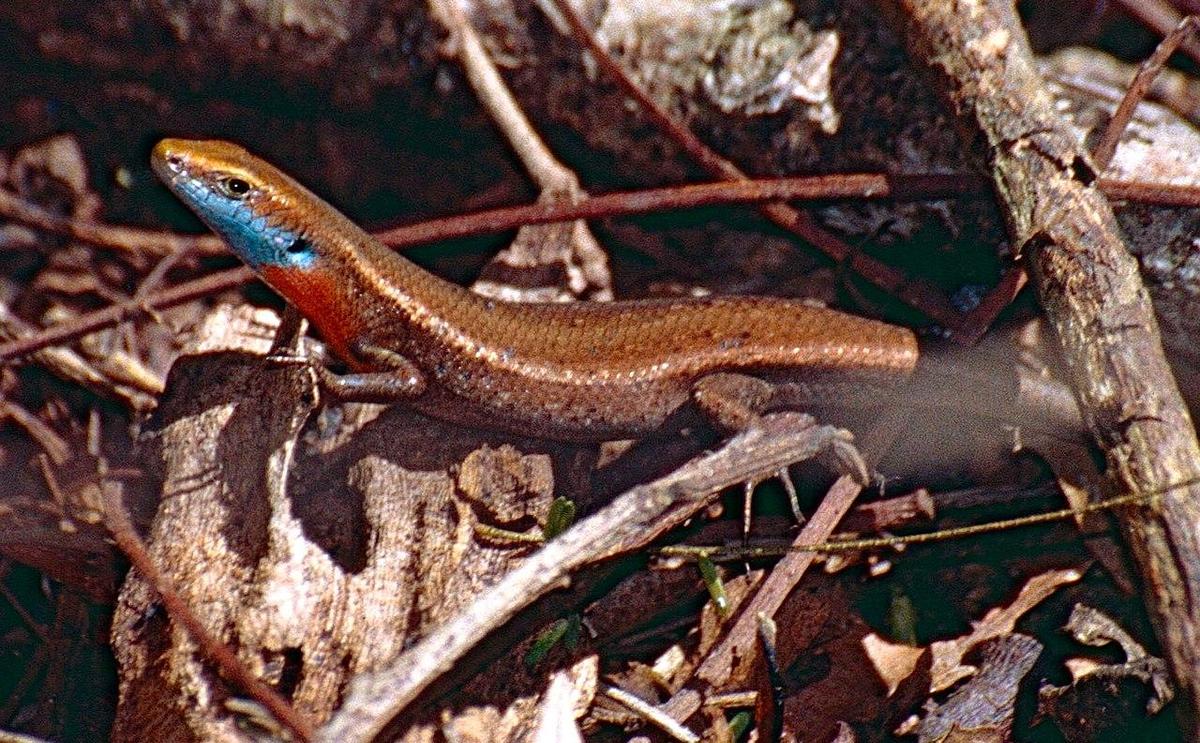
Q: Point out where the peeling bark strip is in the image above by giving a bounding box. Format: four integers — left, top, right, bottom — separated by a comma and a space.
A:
882, 0, 1200, 728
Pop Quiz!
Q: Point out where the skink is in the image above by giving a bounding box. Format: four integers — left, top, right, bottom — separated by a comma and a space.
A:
151, 139, 1081, 442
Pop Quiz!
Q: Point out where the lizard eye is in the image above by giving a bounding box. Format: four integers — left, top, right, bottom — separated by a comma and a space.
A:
218, 177, 251, 199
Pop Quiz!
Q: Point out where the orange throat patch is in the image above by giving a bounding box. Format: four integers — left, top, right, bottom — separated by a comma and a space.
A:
260, 264, 363, 366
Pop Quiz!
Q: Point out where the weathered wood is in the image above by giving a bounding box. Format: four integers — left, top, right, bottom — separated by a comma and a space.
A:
108, 306, 561, 739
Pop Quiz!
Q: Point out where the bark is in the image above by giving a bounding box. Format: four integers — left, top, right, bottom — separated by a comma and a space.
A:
882, 0, 1200, 728
109, 305, 566, 739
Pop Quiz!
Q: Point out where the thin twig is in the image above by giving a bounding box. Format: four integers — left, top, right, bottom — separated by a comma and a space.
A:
317, 414, 853, 742
427, 0, 613, 296
602, 686, 699, 743
546, 0, 966, 330
954, 266, 1029, 345
1115, 0, 1200, 69
1093, 15, 1200, 170
429, 0, 579, 193
1100, 177, 1200, 205
0, 402, 70, 465
375, 172, 981, 244
0, 580, 51, 646
99, 474, 315, 742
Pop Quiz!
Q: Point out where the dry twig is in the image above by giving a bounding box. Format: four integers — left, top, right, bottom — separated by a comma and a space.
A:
1115, 0, 1200, 67
1092, 15, 1200, 170
660, 411, 905, 723
100, 487, 315, 742
318, 414, 855, 741
887, 0, 1200, 727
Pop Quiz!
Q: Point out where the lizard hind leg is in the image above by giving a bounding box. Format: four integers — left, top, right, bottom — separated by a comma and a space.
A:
738, 468, 805, 539
691, 373, 867, 536
690, 372, 775, 434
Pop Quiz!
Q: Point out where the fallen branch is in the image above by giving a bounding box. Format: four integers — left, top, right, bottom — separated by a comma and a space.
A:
885, 0, 1200, 728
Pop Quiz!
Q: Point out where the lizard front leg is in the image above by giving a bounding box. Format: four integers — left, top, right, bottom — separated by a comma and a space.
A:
267, 312, 428, 404
313, 340, 428, 403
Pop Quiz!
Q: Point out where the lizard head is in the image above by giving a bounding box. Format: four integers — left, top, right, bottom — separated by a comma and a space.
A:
152, 138, 321, 272
152, 138, 393, 364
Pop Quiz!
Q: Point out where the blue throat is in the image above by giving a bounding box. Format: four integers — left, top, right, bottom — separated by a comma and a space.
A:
174, 176, 315, 270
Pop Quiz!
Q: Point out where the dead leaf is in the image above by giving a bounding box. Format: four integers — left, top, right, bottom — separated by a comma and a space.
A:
929, 567, 1080, 692
862, 633, 927, 697
1038, 603, 1173, 740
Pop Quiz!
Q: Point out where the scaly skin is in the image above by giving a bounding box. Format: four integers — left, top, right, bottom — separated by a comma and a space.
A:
154, 138, 1082, 442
